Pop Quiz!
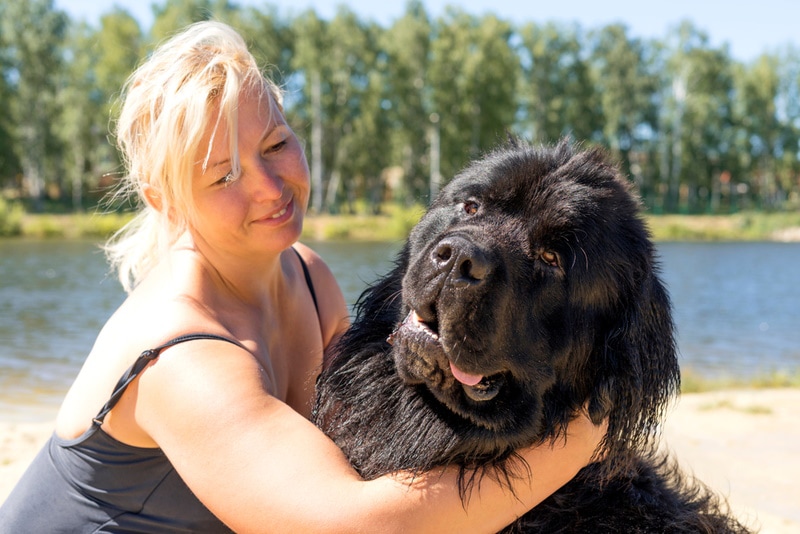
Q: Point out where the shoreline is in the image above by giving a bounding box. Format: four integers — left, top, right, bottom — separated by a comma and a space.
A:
8, 210, 800, 243
2, 388, 799, 532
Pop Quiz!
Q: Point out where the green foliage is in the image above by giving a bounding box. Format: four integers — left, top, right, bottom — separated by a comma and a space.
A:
518, 21, 599, 143
7, 208, 799, 243
229, 5, 292, 85
681, 367, 800, 393
588, 24, 659, 185
647, 212, 800, 241
428, 9, 519, 181
379, 1, 432, 203
150, 0, 216, 41
2, 1, 800, 217
19, 212, 133, 239
19, 215, 68, 238
1, 0, 67, 211
75, 212, 136, 238
301, 203, 424, 242
0, 197, 24, 236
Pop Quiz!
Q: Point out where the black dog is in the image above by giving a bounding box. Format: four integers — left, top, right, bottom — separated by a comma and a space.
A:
313, 140, 750, 533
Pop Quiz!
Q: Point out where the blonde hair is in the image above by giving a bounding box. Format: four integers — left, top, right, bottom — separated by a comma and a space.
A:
105, 21, 283, 292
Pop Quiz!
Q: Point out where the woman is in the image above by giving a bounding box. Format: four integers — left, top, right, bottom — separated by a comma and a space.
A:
0, 21, 605, 533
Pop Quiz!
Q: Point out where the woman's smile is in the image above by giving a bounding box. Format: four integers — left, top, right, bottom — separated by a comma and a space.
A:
253, 197, 294, 226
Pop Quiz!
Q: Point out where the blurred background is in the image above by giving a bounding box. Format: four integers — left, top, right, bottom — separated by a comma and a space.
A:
2, 0, 800, 216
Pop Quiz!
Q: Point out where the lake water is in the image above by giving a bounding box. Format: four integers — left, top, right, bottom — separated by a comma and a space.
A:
1, 239, 798, 421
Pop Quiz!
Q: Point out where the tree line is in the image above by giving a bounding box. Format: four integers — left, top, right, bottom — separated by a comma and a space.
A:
2, 0, 799, 215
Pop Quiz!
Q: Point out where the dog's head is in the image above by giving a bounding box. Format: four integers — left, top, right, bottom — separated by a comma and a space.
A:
387, 139, 678, 458
315, 139, 678, 478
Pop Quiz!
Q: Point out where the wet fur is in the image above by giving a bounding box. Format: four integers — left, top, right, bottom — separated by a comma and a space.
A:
313, 140, 750, 532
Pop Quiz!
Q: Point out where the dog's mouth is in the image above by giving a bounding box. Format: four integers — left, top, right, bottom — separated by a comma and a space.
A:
388, 310, 504, 402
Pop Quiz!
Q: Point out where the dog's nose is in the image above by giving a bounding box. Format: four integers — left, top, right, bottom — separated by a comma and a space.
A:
433, 236, 491, 287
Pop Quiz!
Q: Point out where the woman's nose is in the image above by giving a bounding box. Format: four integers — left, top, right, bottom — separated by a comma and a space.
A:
250, 161, 284, 201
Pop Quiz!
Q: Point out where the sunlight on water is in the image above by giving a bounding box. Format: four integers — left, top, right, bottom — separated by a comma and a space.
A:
658, 242, 800, 378
1, 239, 798, 420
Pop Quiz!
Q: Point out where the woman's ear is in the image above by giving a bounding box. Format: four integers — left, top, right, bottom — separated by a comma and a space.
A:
142, 184, 163, 212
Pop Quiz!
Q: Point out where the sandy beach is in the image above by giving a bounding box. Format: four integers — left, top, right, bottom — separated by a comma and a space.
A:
660, 388, 800, 533
2, 388, 799, 532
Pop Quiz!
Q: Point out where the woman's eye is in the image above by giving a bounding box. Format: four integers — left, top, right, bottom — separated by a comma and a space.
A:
265, 139, 287, 155
540, 250, 559, 267
463, 201, 480, 215
217, 170, 237, 186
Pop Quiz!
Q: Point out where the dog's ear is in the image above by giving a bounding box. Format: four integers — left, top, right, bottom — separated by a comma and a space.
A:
593, 265, 679, 460
628, 271, 680, 423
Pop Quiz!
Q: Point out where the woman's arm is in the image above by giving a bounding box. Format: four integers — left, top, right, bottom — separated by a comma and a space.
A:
364, 411, 605, 533
136, 339, 604, 534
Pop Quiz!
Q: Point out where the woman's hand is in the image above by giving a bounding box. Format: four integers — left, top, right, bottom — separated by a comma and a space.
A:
475, 409, 608, 530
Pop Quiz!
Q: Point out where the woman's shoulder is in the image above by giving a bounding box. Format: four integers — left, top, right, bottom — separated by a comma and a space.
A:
291, 242, 350, 347
290, 242, 338, 295
291, 242, 325, 270
97, 279, 241, 366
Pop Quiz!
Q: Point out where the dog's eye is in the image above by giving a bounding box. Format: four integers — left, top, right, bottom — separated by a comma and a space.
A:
540, 250, 559, 267
463, 201, 479, 215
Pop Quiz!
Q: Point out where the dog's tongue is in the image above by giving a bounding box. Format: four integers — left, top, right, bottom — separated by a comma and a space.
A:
449, 361, 484, 386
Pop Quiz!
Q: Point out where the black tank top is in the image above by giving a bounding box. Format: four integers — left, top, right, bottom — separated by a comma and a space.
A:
0, 334, 241, 533
0, 251, 320, 532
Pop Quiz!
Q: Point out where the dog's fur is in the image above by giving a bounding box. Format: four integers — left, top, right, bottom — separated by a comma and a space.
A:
313, 140, 750, 533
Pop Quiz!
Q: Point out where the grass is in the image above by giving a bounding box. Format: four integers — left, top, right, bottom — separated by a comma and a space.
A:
5, 208, 800, 243
697, 399, 774, 415
680, 369, 799, 415
301, 203, 426, 242
646, 212, 800, 242
18, 212, 135, 239
680, 367, 800, 394
6, 204, 426, 241
0, 197, 24, 236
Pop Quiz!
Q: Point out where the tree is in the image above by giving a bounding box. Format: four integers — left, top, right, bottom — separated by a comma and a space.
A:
150, 0, 215, 42
2, 1, 799, 214
380, 0, 432, 203
429, 9, 519, 183
660, 22, 735, 213
49, 8, 145, 211
337, 21, 392, 213
588, 24, 659, 194
772, 47, 800, 209
319, 8, 385, 212
289, 9, 329, 213
94, 8, 143, 109
0, 4, 21, 183
55, 21, 99, 210
227, 5, 293, 87
517, 22, 599, 144
1, 0, 67, 211
289, 8, 388, 213
92, 8, 145, 193
734, 51, 800, 210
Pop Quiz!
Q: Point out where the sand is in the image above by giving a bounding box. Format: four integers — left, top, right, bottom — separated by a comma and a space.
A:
660, 389, 800, 533
2, 389, 799, 532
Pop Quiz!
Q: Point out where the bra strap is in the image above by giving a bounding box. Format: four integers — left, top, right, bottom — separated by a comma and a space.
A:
92, 333, 243, 426
293, 247, 320, 314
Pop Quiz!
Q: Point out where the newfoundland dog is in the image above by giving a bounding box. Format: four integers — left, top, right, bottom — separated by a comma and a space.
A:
313, 139, 750, 533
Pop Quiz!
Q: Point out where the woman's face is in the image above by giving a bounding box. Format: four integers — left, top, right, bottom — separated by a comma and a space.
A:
190, 89, 310, 258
